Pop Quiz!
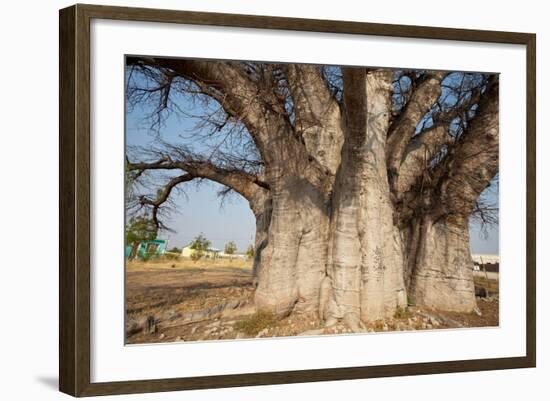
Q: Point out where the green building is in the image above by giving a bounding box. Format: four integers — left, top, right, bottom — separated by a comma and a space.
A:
125, 239, 168, 260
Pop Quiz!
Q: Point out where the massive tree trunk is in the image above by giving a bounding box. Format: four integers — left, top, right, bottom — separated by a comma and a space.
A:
402, 76, 499, 313
405, 216, 476, 312
253, 65, 341, 316
252, 129, 334, 316
324, 69, 407, 330
253, 175, 331, 316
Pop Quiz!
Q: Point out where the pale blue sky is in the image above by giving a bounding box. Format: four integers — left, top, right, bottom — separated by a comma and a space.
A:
125, 67, 498, 255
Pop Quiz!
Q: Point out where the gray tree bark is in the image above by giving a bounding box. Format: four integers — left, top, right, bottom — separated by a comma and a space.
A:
324, 69, 407, 330
406, 216, 476, 312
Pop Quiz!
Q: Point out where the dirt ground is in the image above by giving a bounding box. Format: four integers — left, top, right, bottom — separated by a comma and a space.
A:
125, 259, 499, 344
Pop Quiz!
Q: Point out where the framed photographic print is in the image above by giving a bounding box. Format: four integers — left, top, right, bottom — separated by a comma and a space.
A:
59, 4, 536, 397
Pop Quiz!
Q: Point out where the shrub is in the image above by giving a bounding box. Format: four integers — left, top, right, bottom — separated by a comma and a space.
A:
394, 306, 413, 319
141, 251, 154, 262
224, 241, 237, 255
190, 250, 203, 262
189, 234, 210, 261
245, 244, 255, 259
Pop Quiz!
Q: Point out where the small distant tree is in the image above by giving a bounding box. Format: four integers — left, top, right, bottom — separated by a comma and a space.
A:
125, 217, 157, 259
246, 244, 255, 259
190, 233, 211, 261
168, 246, 181, 253
224, 241, 237, 255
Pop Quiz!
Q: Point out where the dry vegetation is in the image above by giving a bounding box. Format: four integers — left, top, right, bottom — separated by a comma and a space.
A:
126, 258, 499, 344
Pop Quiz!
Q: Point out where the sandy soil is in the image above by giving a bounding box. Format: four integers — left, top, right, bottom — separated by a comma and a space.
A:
125, 259, 499, 344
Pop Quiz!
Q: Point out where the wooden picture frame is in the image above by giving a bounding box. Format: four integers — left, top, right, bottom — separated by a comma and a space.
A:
59, 3, 536, 397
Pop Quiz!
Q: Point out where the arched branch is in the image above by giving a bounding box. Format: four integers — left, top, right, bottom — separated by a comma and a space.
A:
386, 71, 448, 179
283, 64, 343, 174
127, 155, 269, 202
394, 125, 451, 196
434, 76, 499, 219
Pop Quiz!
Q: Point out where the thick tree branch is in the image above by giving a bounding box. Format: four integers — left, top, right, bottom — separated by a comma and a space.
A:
394, 125, 450, 196
283, 65, 343, 174
386, 71, 447, 179
435, 76, 499, 218
127, 157, 269, 201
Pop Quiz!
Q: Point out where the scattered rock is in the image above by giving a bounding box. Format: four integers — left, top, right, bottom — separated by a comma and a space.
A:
205, 321, 221, 329
204, 327, 217, 335
437, 316, 462, 327
256, 328, 269, 338
159, 333, 165, 340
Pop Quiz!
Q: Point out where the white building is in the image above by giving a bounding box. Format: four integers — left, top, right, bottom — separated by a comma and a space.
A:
471, 254, 500, 265
471, 254, 499, 272
180, 245, 221, 259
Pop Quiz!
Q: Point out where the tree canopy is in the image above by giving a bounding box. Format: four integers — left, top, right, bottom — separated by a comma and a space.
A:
224, 241, 237, 255
125, 216, 157, 246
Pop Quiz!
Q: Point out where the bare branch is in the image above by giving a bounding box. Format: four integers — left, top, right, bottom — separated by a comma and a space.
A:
127, 151, 269, 202
137, 173, 194, 230
126, 57, 294, 164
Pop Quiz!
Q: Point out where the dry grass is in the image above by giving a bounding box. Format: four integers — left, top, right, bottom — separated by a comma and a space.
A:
474, 276, 499, 294
234, 311, 279, 336
127, 256, 253, 271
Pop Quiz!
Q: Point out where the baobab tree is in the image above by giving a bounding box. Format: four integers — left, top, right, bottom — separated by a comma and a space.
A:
125, 57, 498, 331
